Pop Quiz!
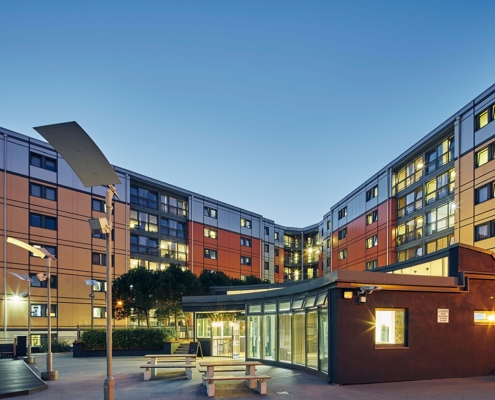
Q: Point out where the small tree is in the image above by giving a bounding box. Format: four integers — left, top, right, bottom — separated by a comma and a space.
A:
113, 267, 169, 328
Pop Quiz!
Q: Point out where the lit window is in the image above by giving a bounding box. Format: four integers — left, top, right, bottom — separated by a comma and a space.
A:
204, 248, 217, 260
93, 307, 107, 318
204, 206, 217, 219
274, 232, 279, 240
366, 186, 378, 202
476, 147, 489, 167
204, 227, 217, 239
264, 226, 269, 235
366, 210, 378, 225
264, 244, 269, 253
366, 235, 378, 248
241, 218, 252, 229
264, 261, 269, 270
474, 311, 495, 324
375, 309, 406, 347
366, 260, 378, 270
338, 249, 347, 260
241, 256, 252, 265
241, 237, 252, 247
478, 110, 489, 130
338, 207, 347, 220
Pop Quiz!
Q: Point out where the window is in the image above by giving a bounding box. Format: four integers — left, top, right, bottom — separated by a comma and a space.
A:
204, 227, 217, 239
475, 144, 495, 167
264, 261, 269, 270
92, 252, 106, 266
426, 235, 454, 254
275, 265, 279, 273
264, 244, 269, 253
29, 273, 57, 288
241, 218, 252, 229
30, 244, 57, 258
397, 245, 423, 262
366, 235, 378, 248
475, 182, 495, 204
30, 152, 57, 172
425, 201, 455, 236
92, 280, 107, 292
93, 307, 107, 318
130, 258, 159, 271
476, 106, 493, 130
161, 195, 187, 217
92, 199, 105, 212
338, 207, 347, 220
366, 210, 378, 225
241, 237, 252, 247
338, 228, 347, 240
425, 136, 454, 174
130, 210, 158, 233
366, 186, 378, 201
264, 226, 269, 235
475, 220, 495, 241
327, 257, 330, 267
160, 241, 187, 261
204, 248, 217, 260
30, 183, 56, 201
396, 157, 423, 192
130, 235, 158, 255
326, 220, 331, 229
274, 232, 279, 240
159, 218, 185, 238
425, 169, 455, 205
31, 304, 57, 317
366, 260, 378, 270
241, 256, 252, 266
338, 249, 347, 260
92, 230, 114, 240
275, 249, 279, 256
30, 213, 56, 230
474, 311, 495, 324
397, 187, 423, 219
326, 238, 330, 248
396, 216, 423, 246
204, 206, 217, 219
130, 185, 158, 209
375, 309, 406, 347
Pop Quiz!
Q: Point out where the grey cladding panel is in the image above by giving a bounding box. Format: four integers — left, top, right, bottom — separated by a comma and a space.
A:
348, 192, 365, 221
475, 122, 495, 148
30, 144, 57, 158
460, 113, 474, 154
92, 185, 109, 197
229, 211, 241, 233
378, 175, 388, 203
7, 140, 29, 175
192, 198, 204, 223
204, 215, 218, 227
30, 166, 57, 183
252, 218, 260, 239
218, 207, 230, 231
475, 93, 495, 113
0, 138, 4, 170
57, 158, 90, 192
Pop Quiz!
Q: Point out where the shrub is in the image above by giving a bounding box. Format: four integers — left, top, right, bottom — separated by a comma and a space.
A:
81, 328, 174, 350
40, 338, 72, 353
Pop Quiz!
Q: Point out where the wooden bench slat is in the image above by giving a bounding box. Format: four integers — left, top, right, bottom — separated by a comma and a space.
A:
140, 364, 195, 368
198, 368, 255, 373
203, 375, 271, 381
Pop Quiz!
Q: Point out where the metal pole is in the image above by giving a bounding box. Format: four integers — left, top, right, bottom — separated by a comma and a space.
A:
3, 134, 7, 335
27, 283, 32, 362
104, 188, 114, 400
91, 285, 94, 329
47, 257, 52, 374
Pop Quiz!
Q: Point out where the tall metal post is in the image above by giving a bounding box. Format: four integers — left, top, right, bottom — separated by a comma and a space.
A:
91, 285, 94, 329
104, 188, 114, 400
27, 283, 32, 362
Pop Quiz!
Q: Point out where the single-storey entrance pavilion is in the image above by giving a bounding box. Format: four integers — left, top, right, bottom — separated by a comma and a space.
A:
182, 244, 495, 385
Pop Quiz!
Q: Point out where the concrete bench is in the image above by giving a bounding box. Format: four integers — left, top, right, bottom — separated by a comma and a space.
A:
202, 374, 271, 397
140, 363, 195, 380
198, 367, 258, 386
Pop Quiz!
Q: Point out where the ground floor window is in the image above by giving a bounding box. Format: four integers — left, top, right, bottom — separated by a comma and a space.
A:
306, 310, 318, 369
263, 315, 276, 360
319, 308, 328, 372
248, 315, 261, 358
292, 313, 306, 365
278, 314, 292, 363
375, 309, 406, 347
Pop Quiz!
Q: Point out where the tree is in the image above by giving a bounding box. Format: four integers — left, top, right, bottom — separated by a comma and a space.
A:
113, 267, 169, 328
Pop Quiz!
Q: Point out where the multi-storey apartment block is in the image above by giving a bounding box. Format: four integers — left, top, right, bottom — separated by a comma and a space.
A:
2, 82, 495, 338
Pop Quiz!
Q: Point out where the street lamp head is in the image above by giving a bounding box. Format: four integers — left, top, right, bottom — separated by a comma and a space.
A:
85, 279, 99, 286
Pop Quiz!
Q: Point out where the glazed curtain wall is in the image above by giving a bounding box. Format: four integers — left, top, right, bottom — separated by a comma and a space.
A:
246, 293, 329, 374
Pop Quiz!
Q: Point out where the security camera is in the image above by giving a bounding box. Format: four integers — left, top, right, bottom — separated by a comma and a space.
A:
357, 285, 382, 295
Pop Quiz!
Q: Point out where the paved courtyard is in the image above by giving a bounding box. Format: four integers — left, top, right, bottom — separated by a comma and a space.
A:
22, 353, 495, 400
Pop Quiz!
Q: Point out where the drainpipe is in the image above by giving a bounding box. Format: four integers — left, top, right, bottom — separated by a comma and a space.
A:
190, 195, 193, 273
386, 168, 390, 266
3, 134, 7, 335
300, 231, 304, 280
125, 174, 129, 272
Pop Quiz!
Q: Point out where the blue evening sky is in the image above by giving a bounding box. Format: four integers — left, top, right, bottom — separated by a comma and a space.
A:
1, 1, 494, 227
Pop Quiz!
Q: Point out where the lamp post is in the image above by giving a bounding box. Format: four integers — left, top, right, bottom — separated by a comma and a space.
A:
85, 280, 98, 329
35, 122, 121, 400
6, 237, 58, 379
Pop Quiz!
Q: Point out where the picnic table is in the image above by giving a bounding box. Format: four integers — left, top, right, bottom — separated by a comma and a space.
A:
199, 360, 270, 396
140, 354, 197, 380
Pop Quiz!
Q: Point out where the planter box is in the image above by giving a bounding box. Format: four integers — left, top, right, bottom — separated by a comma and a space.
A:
73, 342, 176, 358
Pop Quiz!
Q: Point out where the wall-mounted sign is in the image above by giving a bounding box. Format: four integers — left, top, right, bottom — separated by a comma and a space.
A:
437, 308, 449, 323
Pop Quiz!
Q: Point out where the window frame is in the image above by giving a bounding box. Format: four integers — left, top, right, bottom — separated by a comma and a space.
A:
375, 308, 407, 348
204, 206, 217, 219
29, 213, 57, 230
30, 183, 57, 201
30, 152, 57, 172
204, 248, 217, 260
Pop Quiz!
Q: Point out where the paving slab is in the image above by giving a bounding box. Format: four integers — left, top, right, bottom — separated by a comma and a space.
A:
18, 353, 495, 400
